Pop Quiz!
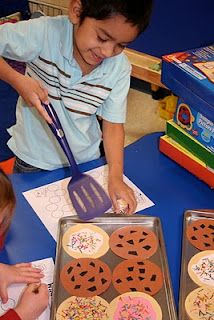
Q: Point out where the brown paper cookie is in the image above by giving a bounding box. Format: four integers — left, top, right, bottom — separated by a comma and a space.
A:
109, 226, 158, 259
112, 259, 163, 296
186, 219, 214, 250
60, 258, 111, 297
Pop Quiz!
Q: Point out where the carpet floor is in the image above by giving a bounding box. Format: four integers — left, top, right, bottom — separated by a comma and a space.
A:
125, 88, 166, 146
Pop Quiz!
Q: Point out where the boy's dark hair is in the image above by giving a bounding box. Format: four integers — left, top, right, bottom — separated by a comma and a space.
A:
79, 0, 153, 33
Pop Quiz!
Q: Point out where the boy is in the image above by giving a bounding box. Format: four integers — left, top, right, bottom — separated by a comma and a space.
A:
0, 168, 48, 320
0, 0, 153, 214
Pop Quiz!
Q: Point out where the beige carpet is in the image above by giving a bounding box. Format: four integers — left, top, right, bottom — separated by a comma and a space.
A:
124, 88, 166, 146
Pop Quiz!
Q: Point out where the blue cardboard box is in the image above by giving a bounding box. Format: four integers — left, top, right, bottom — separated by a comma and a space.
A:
161, 45, 214, 123
173, 97, 214, 153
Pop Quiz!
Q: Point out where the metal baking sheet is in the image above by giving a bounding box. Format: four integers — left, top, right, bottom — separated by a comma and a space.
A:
51, 215, 177, 319
179, 209, 214, 320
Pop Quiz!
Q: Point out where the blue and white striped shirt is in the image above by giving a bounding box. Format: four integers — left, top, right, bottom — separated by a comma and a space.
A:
0, 16, 131, 170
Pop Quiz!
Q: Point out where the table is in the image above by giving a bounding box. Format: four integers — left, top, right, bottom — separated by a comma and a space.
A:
1, 132, 213, 307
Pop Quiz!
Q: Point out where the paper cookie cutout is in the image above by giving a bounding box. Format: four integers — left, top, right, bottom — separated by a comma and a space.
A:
109, 292, 162, 320
185, 287, 214, 320
56, 296, 109, 320
60, 258, 111, 297
186, 219, 214, 251
112, 259, 163, 296
188, 250, 214, 288
109, 226, 158, 259
62, 224, 109, 259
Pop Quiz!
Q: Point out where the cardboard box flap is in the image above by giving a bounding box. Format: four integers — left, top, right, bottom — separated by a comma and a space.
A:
161, 45, 214, 122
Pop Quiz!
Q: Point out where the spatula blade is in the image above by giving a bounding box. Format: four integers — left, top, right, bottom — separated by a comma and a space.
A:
67, 174, 112, 220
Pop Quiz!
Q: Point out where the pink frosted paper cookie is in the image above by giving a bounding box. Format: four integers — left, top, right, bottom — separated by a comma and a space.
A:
109, 292, 162, 320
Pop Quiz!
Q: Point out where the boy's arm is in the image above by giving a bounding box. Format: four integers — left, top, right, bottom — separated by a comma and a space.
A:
102, 119, 137, 214
0, 57, 21, 86
0, 18, 52, 122
102, 120, 124, 180
0, 58, 51, 122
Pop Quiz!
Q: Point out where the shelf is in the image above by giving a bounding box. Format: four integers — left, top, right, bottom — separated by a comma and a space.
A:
124, 48, 166, 88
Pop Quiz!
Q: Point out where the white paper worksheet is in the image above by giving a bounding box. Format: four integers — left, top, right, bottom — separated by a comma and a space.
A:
23, 165, 154, 240
0, 257, 54, 320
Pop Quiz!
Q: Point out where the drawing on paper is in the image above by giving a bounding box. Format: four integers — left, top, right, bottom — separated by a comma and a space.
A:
23, 165, 155, 240
0, 258, 54, 320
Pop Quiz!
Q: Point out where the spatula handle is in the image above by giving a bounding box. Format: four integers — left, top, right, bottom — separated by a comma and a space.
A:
42, 103, 80, 176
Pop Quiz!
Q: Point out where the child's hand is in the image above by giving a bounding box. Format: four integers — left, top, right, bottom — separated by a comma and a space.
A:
14, 74, 52, 123
108, 177, 137, 215
0, 263, 44, 303
14, 283, 49, 320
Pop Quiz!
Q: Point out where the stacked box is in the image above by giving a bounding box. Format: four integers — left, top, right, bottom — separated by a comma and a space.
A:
173, 97, 214, 153
159, 135, 214, 188
166, 120, 214, 170
162, 45, 214, 121
159, 45, 214, 187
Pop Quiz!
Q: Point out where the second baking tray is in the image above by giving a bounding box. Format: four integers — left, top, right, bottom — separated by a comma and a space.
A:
179, 209, 214, 320
51, 215, 177, 319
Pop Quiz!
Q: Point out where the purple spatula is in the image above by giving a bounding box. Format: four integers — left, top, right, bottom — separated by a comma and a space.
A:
42, 103, 112, 220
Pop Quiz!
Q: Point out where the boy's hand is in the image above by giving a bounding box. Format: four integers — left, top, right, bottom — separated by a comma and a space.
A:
0, 263, 44, 304
108, 177, 137, 215
14, 74, 52, 123
14, 283, 49, 320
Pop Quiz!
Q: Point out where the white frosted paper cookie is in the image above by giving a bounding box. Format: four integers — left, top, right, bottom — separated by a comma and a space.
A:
62, 224, 109, 258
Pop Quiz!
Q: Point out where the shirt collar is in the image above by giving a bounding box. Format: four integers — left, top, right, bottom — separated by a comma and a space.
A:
60, 17, 74, 63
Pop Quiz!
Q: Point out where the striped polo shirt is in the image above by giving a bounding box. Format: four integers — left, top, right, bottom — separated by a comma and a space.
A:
0, 16, 131, 170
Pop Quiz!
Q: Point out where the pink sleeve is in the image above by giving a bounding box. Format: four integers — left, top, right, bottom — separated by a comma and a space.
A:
0, 309, 21, 320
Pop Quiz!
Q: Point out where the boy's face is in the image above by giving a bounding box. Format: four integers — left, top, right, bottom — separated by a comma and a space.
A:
71, 14, 139, 73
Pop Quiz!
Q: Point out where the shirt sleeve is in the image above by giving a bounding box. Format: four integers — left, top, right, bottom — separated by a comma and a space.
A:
0, 17, 46, 62
0, 309, 21, 320
96, 54, 131, 123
